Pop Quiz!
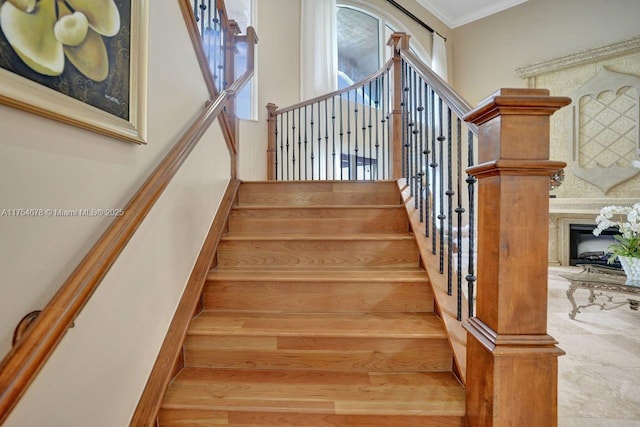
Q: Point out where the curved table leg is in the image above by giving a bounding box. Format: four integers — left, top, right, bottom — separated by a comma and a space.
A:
566, 282, 580, 319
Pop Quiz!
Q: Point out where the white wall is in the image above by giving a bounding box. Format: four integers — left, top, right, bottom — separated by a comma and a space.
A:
0, 1, 231, 425
451, 0, 640, 105
238, 0, 302, 181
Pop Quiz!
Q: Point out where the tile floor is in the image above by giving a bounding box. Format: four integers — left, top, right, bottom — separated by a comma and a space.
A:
548, 266, 640, 427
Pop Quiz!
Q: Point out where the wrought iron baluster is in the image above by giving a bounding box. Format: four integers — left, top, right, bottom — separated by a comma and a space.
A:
446, 107, 454, 295
310, 104, 315, 180
466, 130, 477, 318
401, 60, 407, 180
368, 81, 373, 180
424, 83, 431, 236
347, 91, 352, 180
217, 6, 225, 91
417, 78, 425, 222
317, 100, 323, 179
354, 89, 359, 180
455, 118, 465, 321
275, 113, 280, 181
437, 97, 446, 275
325, 100, 329, 180
374, 78, 380, 181
297, 108, 301, 180
332, 97, 336, 180
339, 93, 344, 180
381, 73, 387, 180
287, 111, 296, 181
430, 89, 437, 253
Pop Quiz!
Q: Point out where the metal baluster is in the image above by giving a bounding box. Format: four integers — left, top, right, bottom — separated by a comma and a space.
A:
367, 81, 373, 180
466, 130, 477, 318
217, 5, 225, 92
381, 73, 387, 180
310, 104, 315, 180
446, 107, 454, 297
297, 108, 301, 180
430, 89, 437, 253
361, 84, 367, 180
347, 91, 352, 180
325, 100, 329, 180
332, 97, 336, 180
317, 101, 323, 179
374, 78, 380, 181
455, 118, 465, 321
411, 70, 420, 209
275, 113, 280, 180
354, 88, 360, 180
417, 78, 424, 222
289, 111, 294, 180
438, 97, 446, 275
339, 93, 344, 180
424, 83, 431, 236
401, 61, 407, 181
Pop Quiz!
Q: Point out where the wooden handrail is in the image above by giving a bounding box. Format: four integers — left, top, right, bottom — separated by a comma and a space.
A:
272, 58, 394, 115
399, 49, 478, 136
0, 94, 229, 424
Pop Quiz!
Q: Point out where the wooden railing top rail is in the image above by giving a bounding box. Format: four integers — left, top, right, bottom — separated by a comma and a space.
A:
399, 48, 478, 136
271, 58, 394, 115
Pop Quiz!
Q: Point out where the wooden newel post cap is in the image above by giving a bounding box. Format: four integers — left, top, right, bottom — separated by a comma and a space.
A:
464, 88, 570, 165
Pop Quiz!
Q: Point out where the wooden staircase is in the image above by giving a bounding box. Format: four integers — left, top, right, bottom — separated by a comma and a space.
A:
158, 181, 465, 426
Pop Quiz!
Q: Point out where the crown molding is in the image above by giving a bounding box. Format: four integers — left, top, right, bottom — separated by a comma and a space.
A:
516, 35, 640, 79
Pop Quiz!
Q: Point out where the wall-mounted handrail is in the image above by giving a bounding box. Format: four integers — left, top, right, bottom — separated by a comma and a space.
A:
0, 0, 257, 422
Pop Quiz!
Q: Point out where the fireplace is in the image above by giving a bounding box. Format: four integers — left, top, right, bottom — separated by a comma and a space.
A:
569, 224, 622, 268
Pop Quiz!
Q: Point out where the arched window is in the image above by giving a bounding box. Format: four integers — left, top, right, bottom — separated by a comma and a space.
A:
336, 6, 393, 88
336, 3, 432, 87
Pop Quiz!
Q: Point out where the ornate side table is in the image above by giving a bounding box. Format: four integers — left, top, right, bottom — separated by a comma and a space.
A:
560, 264, 640, 319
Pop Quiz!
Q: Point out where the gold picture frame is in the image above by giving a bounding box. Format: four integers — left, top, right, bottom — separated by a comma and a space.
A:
0, 0, 148, 144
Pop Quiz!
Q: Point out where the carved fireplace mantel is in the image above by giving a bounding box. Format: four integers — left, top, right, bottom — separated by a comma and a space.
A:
516, 36, 640, 265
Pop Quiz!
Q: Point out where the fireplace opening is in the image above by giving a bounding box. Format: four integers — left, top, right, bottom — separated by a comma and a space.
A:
569, 224, 622, 268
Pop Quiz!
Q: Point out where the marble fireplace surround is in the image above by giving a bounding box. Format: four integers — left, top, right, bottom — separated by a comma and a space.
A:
517, 36, 640, 266
548, 198, 638, 266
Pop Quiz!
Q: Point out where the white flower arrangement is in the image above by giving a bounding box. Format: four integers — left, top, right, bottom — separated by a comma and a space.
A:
593, 203, 640, 263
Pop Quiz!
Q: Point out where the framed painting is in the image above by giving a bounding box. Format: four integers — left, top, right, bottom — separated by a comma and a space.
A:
0, 0, 148, 144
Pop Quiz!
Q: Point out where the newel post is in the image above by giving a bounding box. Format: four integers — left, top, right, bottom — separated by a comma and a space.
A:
266, 103, 278, 180
463, 89, 570, 427
388, 32, 410, 179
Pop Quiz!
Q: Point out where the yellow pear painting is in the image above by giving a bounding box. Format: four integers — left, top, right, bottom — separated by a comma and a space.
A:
0, 0, 130, 120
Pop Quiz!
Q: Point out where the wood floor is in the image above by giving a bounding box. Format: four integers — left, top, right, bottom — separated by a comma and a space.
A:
158, 181, 465, 426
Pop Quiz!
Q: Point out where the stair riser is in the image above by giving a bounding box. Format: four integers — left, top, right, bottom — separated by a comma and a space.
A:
184, 336, 452, 372
238, 182, 400, 206
217, 240, 420, 269
229, 207, 408, 234
204, 281, 434, 313
159, 409, 465, 426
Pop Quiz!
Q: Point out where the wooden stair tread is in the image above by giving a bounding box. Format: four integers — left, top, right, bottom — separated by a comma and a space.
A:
231, 204, 404, 210
207, 269, 428, 282
188, 311, 446, 339
162, 368, 465, 416
220, 233, 416, 241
